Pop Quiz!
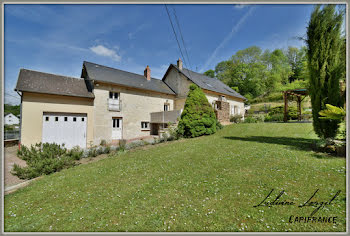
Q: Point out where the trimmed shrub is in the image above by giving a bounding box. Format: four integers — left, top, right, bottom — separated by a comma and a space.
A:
265, 113, 284, 122
12, 143, 83, 179
230, 114, 243, 123
268, 105, 298, 120
244, 116, 258, 123
177, 84, 217, 138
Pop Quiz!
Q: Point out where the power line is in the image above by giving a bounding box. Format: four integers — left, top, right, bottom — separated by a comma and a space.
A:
171, 6, 193, 72
164, 4, 187, 68
5, 93, 20, 100
164, 4, 195, 81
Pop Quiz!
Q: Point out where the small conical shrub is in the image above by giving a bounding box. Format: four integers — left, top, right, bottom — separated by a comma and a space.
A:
177, 84, 217, 138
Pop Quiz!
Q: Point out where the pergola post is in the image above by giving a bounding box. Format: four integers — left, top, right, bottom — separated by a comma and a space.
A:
297, 96, 301, 121
283, 91, 288, 122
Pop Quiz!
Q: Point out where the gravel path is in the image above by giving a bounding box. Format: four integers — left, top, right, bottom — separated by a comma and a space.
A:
4, 146, 27, 188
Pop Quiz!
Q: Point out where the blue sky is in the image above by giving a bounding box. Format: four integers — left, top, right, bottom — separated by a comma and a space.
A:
4, 4, 319, 105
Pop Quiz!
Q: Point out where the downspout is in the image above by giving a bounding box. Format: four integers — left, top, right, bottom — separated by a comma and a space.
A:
16, 91, 22, 150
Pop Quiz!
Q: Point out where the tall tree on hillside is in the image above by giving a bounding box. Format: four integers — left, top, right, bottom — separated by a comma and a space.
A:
203, 69, 215, 78
286, 46, 308, 82
306, 5, 344, 139
214, 46, 268, 99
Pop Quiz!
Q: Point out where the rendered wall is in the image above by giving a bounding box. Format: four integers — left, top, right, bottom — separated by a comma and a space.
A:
20, 92, 94, 147
93, 82, 175, 144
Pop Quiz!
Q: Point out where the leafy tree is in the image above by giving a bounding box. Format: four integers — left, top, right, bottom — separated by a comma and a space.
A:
204, 69, 215, 78
286, 46, 308, 82
306, 5, 344, 139
4, 104, 20, 116
177, 84, 217, 138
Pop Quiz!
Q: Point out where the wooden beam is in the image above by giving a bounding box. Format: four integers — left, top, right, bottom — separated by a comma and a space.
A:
283, 92, 288, 122
297, 96, 301, 121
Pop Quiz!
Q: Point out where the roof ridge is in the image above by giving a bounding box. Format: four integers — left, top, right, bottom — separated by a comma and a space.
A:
171, 64, 246, 100
20, 68, 84, 80
83, 61, 161, 81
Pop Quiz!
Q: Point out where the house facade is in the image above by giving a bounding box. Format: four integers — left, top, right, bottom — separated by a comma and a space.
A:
15, 59, 246, 149
4, 113, 20, 126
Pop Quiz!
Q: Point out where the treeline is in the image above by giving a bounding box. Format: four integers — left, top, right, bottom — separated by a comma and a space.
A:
4, 104, 20, 116
204, 46, 310, 103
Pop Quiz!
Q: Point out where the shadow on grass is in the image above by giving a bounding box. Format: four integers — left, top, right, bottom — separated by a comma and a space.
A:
223, 136, 318, 152
310, 152, 344, 159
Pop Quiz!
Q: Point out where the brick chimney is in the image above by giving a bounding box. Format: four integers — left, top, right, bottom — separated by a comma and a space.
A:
144, 65, 151, 81
177, 58, 183, 70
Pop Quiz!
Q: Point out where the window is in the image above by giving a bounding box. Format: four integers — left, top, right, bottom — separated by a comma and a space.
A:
109, 92, 119, 100
55, 117, 59, 122
141, 122, 149, 129
113, 118, 120, 128
73, 117, 77, 122
164, 104, 170, 111
234, 106, 240, 115
81, 118, 85, 122
64, 117, 68, 121
45, 117, 49, 121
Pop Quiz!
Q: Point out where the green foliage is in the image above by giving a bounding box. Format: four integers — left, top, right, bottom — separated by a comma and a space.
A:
319, 104, 346, 140
4, 104, 20, 116
167, 124, 181, 141
230, 114, 243, 123
12, 143, 83, 179
216, 120, 224, 130
119, 139, 127, 151
243, 116, 258, 123
319, 104, 346, 120
265, 113, 284, 122
307, 5, 344, 139
268, 105, 298, 120
100, 139, 107, 146
203, 69, 215, 78
209, 45, 308, 104
177, 84, 217, 138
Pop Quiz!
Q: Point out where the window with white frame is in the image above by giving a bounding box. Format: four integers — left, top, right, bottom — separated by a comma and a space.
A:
164, 103, 170, 111
141, 121, 150, 130
234, 105, 240, 115
109, 92, 119, 100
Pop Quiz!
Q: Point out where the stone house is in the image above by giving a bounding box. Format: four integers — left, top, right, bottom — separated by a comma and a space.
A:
15, 59, 246, 149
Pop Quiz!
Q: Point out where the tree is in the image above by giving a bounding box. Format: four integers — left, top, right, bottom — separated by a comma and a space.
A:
177, 84, 217, 138
306, 5, 344, 139
215, 46, 268, 98
4, 104, 20, 116
204, 69, 215, 78
286, 47, 308, 82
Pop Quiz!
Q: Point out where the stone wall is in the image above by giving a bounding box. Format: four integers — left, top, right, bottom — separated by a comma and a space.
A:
215, 100, 230, 123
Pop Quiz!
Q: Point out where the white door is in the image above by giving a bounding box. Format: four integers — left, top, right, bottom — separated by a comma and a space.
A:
112, 118, 122, 140
42, 113, 87, 149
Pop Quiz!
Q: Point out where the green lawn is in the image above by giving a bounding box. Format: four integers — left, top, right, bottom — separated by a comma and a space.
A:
4, 123, 346, 232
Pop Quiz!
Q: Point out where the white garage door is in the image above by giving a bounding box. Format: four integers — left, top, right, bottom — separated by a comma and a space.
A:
42, 113, 87, 149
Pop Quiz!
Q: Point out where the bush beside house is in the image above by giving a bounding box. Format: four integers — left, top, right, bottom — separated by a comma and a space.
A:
177, 84, 217, 138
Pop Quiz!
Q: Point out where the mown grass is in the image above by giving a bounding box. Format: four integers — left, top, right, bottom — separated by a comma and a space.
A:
4, 123, 346, 232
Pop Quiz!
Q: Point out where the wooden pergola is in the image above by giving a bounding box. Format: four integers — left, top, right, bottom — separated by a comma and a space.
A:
283, 88, 308, 122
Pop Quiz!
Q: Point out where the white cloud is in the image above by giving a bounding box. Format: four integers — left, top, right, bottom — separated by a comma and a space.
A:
234, 4, 246, 9
89, 45, 121, 62
200, 6, 256, 72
